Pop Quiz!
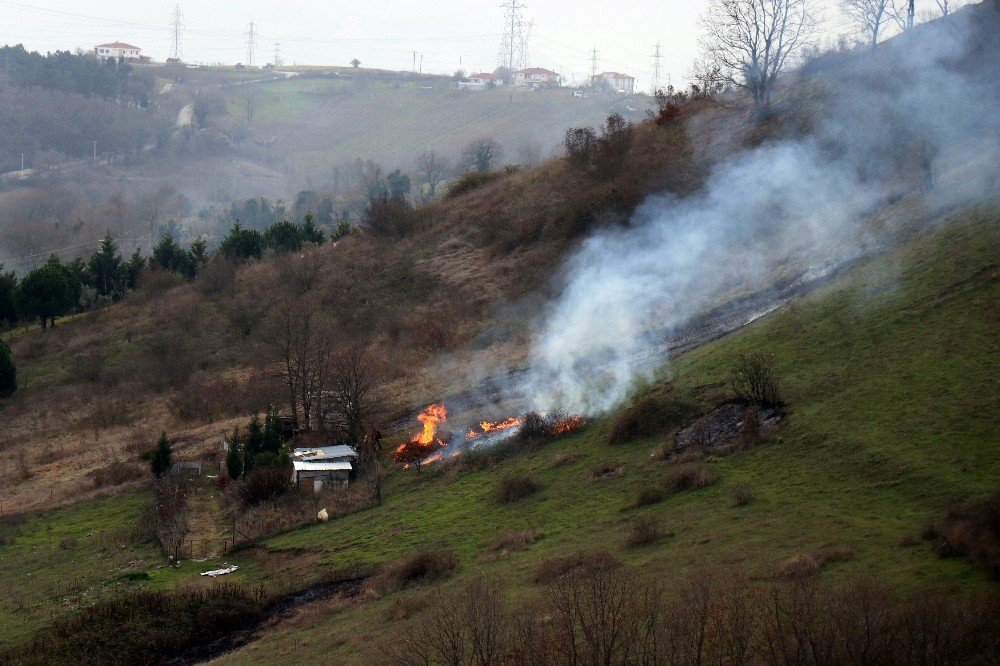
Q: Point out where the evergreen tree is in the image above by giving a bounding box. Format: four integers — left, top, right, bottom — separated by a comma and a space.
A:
17, 257, 81, 329
220, 222, 264, 260
152, 234, 194, 276
0, 265, 17, 327
88, 233, 125, 299
385, 169, 412, 199
0, 340, 15, 398
262, 220, 304, 253
262, 407, 282, 453
300, 213, 325, 245
225, 426, 244, 479
149, 432, 173, 478
189, 235, 208, 272
125, 249, 146, 289
243, 413, 264, 473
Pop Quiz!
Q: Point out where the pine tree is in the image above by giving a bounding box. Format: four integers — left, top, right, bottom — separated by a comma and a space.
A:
0, 340, 16, 398
149, 432, 173, 478
262, 407, 282, 453
243, 413, 264, 473
225, 426, 244, 479
88, 233, 125, 299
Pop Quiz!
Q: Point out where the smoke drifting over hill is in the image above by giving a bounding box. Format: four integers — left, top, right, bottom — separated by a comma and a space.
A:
522, 8, 999, 414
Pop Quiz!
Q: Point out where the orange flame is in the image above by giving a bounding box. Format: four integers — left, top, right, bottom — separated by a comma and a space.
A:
552, 415, 586, 434
465, 416, 523, 440
393, 404, 448, 464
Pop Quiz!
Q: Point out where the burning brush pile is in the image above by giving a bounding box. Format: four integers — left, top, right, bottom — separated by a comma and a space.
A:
392, 404, 586, 469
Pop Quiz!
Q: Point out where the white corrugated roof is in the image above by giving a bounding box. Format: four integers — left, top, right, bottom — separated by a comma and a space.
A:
292, 445, 357, 461
293, 460, 352, 472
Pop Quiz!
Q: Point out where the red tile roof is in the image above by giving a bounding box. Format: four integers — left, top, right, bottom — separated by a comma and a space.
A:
96, 42, 141, 50
519, 67, 558, 76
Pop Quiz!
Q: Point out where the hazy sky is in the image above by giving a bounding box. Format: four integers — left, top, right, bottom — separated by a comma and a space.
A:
0, 0, 883, 89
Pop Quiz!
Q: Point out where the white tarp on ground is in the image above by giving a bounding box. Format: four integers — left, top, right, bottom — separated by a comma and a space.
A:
200, 564, 238, 577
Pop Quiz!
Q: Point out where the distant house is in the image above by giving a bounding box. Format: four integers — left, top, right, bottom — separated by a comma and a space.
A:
591, 71, 636, 94
94, 42, 147, 63
514, 67, 561, 88
459, 72, 502, 91
291, 444, 358, 492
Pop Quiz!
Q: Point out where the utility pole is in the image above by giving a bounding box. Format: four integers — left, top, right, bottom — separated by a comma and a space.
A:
93, 141, 97, 162
170, 4, 183, 61
245, 19, 257, 67
412, 50, 416, 73
419, 54, 423, 73
273, 42, 281, 67
498, 0, 527, 75
651, 41, 663, 92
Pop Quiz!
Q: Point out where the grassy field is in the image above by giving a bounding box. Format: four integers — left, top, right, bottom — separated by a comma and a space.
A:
203, 205, 999, 663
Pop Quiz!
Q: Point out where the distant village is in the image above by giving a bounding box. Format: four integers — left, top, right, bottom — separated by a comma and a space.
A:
91, 39, 637, 96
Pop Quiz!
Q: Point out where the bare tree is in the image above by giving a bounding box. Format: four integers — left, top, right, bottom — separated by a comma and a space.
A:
324, 346, 384, 444
700, 0, 819, 116
841, 0, 895, 49
891, 0, 916, 29
460, 137, 503, 173
267, 297, 336, 430
415, 150, 449, 200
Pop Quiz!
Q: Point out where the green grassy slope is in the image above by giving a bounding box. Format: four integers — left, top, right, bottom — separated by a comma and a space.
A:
214, 203, 999, 663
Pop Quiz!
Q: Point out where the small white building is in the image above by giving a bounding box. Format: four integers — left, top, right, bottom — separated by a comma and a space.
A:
291, 445, 358, 492
591, 71, 636, 94
459, 72, 502, 91
94, 42, 144, 62
514, 67, 561, 88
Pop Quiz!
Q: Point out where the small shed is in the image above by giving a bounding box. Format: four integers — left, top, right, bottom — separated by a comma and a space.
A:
292, 460, 352, 492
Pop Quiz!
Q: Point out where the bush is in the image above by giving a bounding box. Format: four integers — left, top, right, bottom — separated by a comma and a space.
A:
730, 352, 783, 406
626, 516, 666, 547
924, 491, 1000, 578
495, 475, 542, 503
564, 126, 597, 167
2, 585, 266, 665
633, 487, 666, 507
444, 166, 517, 199
376, 549, 459, 593
92, 460, 145, 489
149, 432, 173, 478
732, 484, 755, 506
663, 463, 716, 493
238, 466, 291, 506
608, 393, 699, 445
490, 527, 543, 552
363, 194, 417, 237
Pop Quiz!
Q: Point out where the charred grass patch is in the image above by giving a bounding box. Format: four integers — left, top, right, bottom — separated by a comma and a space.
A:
608, 391, 699, 445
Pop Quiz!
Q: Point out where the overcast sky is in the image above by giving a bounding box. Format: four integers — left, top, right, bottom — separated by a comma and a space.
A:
0, 0, 908, 89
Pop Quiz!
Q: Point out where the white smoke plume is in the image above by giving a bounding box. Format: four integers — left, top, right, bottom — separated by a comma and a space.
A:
519, 7, 999, 415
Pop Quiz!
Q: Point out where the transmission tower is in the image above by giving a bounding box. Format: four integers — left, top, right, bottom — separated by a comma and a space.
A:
170, 4, 183, 61
273, 42, 282, 67
498, 0, 527, 74
518, 18, 533, 70
590, 46, 599, 88
650, 41, 663, 92
245, 19, 257, 67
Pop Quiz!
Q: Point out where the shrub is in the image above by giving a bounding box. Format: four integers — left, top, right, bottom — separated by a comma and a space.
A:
608, 393, 699, 445
594, 113, 634, 178
730, 352, 783, 406
149, 432, 173, 478
663, 463, 716, 493
564, 126, 598, 167
444, 166, 517, 199
495, 475, 542, 503
732, 484, 755, 506
238, 466, 291, 506
924, 491, 1000, 578
626, 516, 666, 547
92, 460, 145, 489
533, 551, 622, 584
777, 545, 854, 579
590, 463, 624, 482
376, 549, 459, 593
633, 487, 666, 507
363, 194, 417, 237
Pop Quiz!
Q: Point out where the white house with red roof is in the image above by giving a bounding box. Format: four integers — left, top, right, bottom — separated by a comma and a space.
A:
591, 71, 636, 94
94, 42, 144, 62
514, 67, 561, 88
459, 72, 503, 90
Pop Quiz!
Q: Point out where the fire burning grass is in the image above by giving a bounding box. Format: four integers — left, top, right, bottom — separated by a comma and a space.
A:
392, 404, 586, 469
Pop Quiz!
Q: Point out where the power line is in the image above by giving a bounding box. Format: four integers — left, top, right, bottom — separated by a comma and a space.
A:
169, 4, 183, 61
273, 42, 281, 67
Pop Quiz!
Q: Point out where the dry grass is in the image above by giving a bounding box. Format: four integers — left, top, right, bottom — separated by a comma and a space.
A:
732, 484, 755, 506
532, 550, 622, 584
590, 463, 624, 482
777, 545, 855, 579
662, 463, 716, 493
489, 527, 544, 553
625, 516, 667, 547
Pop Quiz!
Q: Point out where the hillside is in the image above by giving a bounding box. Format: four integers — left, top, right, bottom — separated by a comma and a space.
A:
0, 6, 999, 663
